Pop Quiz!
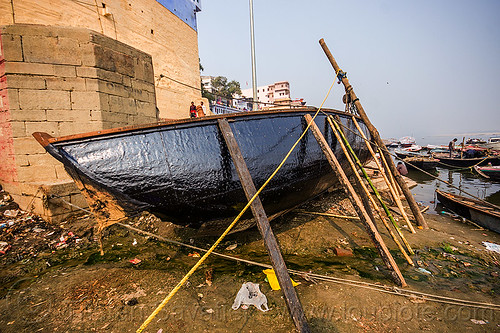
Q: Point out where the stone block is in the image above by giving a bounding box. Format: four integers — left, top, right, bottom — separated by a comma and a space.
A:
13, 137, 47, 154
131, 79, 155, 93
10, 121, 26, 137
26, 153, 58, 167
5, 88, 20, 109
25, 121, 59, 137
97, 80, 128, 98
53, 65, 77, 78
97, 68, 124, 84
70, 91, 101, 109
9, 109, 47, 121
1, 33, 23, 62
5, 62, 55, 76
76, 66, 98, 78
54, 164, 72, 181
23, 36, 82, 65
17, 164, 57, 182
134, 57, 154, 83
15, 154, 30, 167
108, 95, 136, 115
19, 89, 71, 110
58, 121, 101, 136
93, 44, 134, 77
46, 109, 90, 122
85, 78, 99, 91
136, 100, 156, 118
5, 74, 46, 89
2, 24, 91, 42
45, 77, 86, 91
101, 111, 130, 124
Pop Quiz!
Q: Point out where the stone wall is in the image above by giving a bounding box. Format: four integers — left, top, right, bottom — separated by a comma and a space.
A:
0, 0, 203, 119
0, 24, 157, 222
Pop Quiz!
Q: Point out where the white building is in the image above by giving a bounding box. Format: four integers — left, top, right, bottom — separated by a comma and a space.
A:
241, 81, 291, 108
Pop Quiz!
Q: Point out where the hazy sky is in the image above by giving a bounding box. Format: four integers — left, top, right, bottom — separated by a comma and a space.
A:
197, 0, 500, 143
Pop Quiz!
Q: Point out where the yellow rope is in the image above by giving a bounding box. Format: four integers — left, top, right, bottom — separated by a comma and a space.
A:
136, 78, 338, 333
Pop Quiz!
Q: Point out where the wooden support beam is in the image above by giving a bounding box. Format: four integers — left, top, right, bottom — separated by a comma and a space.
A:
351, 116, 416, 234
328, 116, 414, 265
319, 38, 428, 229
304, 114, 407, 287
217, 118, 311, 333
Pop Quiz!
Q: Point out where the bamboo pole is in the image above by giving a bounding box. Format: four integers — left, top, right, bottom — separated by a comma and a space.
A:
328, 116, 414, 264
351, 116, 416, 233
305, 114, 407, 287
378, 146, 402, 196
319, 38, 428, 229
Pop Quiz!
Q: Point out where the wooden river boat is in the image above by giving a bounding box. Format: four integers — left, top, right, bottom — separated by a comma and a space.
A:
435, 189, 500, 234
431, 153, 500, 168
474, 165, 500, 181
33, 108, 371, 233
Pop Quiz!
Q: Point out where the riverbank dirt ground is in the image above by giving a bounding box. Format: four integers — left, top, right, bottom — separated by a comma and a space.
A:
0, 186, 499, 332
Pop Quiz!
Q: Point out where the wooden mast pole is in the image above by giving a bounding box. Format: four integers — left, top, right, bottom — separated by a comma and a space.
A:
318, 38, 428, 229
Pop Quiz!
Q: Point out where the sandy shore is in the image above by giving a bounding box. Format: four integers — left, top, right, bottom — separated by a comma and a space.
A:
0, 188, 499, 332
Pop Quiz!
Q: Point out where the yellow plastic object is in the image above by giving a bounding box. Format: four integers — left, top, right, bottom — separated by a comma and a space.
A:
263, 269, 300, 291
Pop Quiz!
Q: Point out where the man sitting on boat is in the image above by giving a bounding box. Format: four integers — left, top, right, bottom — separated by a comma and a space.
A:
448, 138, 457, 157
396, 161, 408, 176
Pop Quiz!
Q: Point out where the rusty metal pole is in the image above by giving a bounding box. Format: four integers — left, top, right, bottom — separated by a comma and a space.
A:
318, 38, 428, 229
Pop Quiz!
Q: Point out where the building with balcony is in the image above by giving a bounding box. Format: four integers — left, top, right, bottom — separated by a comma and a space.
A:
241, 81, 292, 109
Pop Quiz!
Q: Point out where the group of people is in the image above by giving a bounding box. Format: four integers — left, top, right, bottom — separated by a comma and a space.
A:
190, 101, 206, 118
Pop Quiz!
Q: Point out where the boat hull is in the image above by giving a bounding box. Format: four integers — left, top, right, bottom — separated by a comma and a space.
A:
34, 109, 371, 231
432, 155, 500, 168
474, 166, 500, 181
435, 190, 500, 234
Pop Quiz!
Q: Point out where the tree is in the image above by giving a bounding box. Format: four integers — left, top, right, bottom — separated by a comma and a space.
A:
211, 76, 241, 99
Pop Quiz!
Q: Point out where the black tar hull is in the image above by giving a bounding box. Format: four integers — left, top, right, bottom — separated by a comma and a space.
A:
34, 109, 371, 231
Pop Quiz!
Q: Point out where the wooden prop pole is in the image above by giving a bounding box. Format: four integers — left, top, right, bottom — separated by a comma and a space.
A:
305, 114, 407, 287
217, 119, 311, 333
327, 116, 414, 265
351, 116, 416, 234
378, 146, 402, 196
319, 38, 428, 229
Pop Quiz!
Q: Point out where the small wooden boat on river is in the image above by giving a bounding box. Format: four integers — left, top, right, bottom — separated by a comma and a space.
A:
402, 156, 439, 170
431, 153, 500, 168
33, 108, 371, 233
474, 165, 500, 181
435, 190, 500, 234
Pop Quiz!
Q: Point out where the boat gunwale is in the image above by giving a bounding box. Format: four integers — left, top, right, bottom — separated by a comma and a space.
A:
33, 108, 361, 146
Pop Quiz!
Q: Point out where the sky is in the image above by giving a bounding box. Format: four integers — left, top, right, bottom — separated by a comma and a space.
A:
196, 0, 500, 144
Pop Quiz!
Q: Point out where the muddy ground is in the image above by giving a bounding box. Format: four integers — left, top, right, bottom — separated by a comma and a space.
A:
0, 188, 499, 333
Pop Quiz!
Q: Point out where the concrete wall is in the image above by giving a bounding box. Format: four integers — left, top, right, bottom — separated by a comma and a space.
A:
0, 24, 157, 221
0, 0, 202, 119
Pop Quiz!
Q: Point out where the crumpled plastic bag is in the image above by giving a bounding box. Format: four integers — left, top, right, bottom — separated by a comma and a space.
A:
232, 282, 269, 312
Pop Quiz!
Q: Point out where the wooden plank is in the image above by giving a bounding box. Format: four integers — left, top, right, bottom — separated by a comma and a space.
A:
319, 38, 428, 229
304, 114, 407, 287
217, 118, 311, 333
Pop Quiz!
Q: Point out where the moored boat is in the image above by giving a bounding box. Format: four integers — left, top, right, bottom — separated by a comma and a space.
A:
33, 108, 371, 233
435, 189, 500, 234
474, 165, 500, 181
431, 153, 500, 168
394, 148, 422, 160
399, 136, 416, 148
402, 156, 439, 170
479, 137, 500, 151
